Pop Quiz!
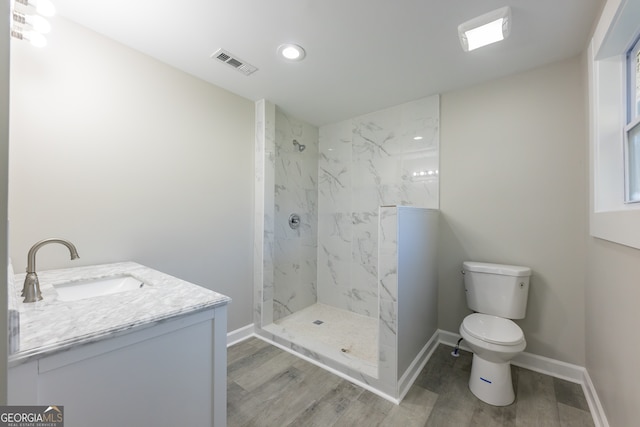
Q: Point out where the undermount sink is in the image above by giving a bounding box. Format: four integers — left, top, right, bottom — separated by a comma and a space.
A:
53, 274, 145, 301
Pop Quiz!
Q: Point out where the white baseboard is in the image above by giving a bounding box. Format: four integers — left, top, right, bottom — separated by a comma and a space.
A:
438, 329, 609, 427
397, 330, 439, 401
581, 369, 610, 427
512, 351, 584, 384
438, 329, 584, 382
226, 324, 255, 347
438, 329, 471, 353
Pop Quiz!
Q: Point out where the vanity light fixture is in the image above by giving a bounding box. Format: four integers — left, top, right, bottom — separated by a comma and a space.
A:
12, 11, 51, 33
277, 43, 306, 61
458, 6, 511, 52
13, 0, 56, 17
10, 28, 47, 47
10, 0, 55, 48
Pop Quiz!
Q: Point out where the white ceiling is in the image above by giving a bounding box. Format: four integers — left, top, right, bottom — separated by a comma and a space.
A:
53, 0, 603, 127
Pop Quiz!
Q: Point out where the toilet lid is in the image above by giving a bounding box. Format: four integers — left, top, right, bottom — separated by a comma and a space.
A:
462, 313, 525, 345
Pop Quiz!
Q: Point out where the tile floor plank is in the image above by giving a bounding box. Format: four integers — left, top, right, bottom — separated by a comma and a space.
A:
515, 369, 561, 427
469, 403, 517, 427
234, 350, 301, 392
424, 366, 479, 426
558, 402, 596, 427
332, 392, 394, 427
227, 338, 596, 427
553, 378, 591, 412
228, 343, 282, 381
245, 362, 343, 426
228, 381, 265, 427
228, 336, 271, 362
383, 385, 439, 427
234, 367, 306, 427
285, 379, 363, 427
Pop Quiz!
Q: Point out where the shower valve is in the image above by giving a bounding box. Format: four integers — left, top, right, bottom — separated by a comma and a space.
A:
289, 213, 301, 229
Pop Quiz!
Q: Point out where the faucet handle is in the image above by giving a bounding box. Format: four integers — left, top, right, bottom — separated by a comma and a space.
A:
22, 272, 42, 303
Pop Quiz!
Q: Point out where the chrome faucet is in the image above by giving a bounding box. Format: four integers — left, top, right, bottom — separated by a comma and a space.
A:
22, 238, 80, 303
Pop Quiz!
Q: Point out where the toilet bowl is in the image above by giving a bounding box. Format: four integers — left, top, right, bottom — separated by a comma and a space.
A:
460, 261, 531, 406
460, 313, 526, 406
461, 313, 526, 362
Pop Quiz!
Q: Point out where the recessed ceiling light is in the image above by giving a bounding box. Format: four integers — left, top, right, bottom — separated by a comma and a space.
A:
277, 43, 306, 61
458, 6, 511, 52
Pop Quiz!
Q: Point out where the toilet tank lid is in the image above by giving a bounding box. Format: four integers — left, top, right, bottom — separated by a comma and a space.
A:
463, 261, 531, 277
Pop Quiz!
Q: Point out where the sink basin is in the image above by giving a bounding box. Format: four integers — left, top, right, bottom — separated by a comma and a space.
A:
53, 274, 145, 301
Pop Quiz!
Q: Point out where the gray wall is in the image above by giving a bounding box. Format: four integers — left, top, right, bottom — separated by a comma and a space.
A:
439, 56, 588, 365
397, 207, 438, 376
8, 17, 255, 332
586, 239, 640, 426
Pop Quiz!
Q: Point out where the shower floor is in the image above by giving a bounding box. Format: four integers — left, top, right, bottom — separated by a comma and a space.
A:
263, 303, 378, 377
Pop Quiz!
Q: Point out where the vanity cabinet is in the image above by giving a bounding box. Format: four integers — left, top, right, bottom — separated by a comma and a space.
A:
9, 303, 228, 427
9, 262, 230, 427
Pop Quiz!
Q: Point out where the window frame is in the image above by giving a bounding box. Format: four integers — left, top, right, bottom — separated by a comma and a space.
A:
624, 36, 640, 203
590, 0, 640, 250
624, 115, 640, 203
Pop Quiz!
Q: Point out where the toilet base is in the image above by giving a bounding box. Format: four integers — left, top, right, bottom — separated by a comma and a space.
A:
468, 354, 515, 406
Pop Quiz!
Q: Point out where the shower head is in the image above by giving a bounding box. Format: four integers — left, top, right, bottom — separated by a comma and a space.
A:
292, 139, 306, 152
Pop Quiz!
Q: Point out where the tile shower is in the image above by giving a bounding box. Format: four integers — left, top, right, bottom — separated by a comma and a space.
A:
253, 96, 440, 400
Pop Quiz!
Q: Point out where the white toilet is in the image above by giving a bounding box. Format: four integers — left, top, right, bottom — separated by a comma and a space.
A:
459, 261, 531, 406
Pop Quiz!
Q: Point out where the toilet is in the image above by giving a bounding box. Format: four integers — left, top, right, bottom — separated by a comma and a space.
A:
459, 261, 531, 406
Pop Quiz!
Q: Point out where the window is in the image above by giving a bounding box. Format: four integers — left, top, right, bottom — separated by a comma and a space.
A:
625, 38, 640, 203
590, 0, 640, 249
630, 39, 640, 120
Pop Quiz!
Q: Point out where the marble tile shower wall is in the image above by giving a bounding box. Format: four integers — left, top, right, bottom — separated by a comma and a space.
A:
317, 95, 440, 318
377, 206, 399, 388
253, 100, 275, 327
273, 108, 319, 321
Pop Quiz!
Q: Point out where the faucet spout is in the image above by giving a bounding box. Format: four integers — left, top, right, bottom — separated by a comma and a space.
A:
22, 238, 80, 303
26, 238, 80, 274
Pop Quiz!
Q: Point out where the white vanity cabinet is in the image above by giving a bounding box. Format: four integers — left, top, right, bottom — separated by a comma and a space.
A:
8, 262, 230, 427
10, 306, 227, 427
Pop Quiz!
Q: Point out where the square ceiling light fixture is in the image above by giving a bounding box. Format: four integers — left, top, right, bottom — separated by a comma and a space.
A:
458, 6, 511, 52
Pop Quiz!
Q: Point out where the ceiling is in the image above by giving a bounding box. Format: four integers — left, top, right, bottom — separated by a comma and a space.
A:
53, 0, 603, 127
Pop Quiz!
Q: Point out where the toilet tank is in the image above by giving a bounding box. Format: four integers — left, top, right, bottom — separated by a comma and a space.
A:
463, 261, 531, 319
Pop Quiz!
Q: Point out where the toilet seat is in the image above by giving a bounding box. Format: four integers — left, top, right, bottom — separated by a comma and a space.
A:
462, 313, 524, 346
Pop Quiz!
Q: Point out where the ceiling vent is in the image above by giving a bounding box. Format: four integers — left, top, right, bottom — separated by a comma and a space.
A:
211, 48, 258, 76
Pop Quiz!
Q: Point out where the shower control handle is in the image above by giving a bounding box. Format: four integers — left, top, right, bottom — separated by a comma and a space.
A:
289, 213, 301, 229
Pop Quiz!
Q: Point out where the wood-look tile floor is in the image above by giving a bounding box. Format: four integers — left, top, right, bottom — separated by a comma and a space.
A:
227, 337, 595, 427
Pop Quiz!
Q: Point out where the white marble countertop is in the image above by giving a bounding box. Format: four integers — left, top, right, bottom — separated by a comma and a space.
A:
9, 262, 230, 365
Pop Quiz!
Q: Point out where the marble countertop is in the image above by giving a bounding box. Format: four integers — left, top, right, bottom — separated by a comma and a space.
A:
9, 262, 230, 365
